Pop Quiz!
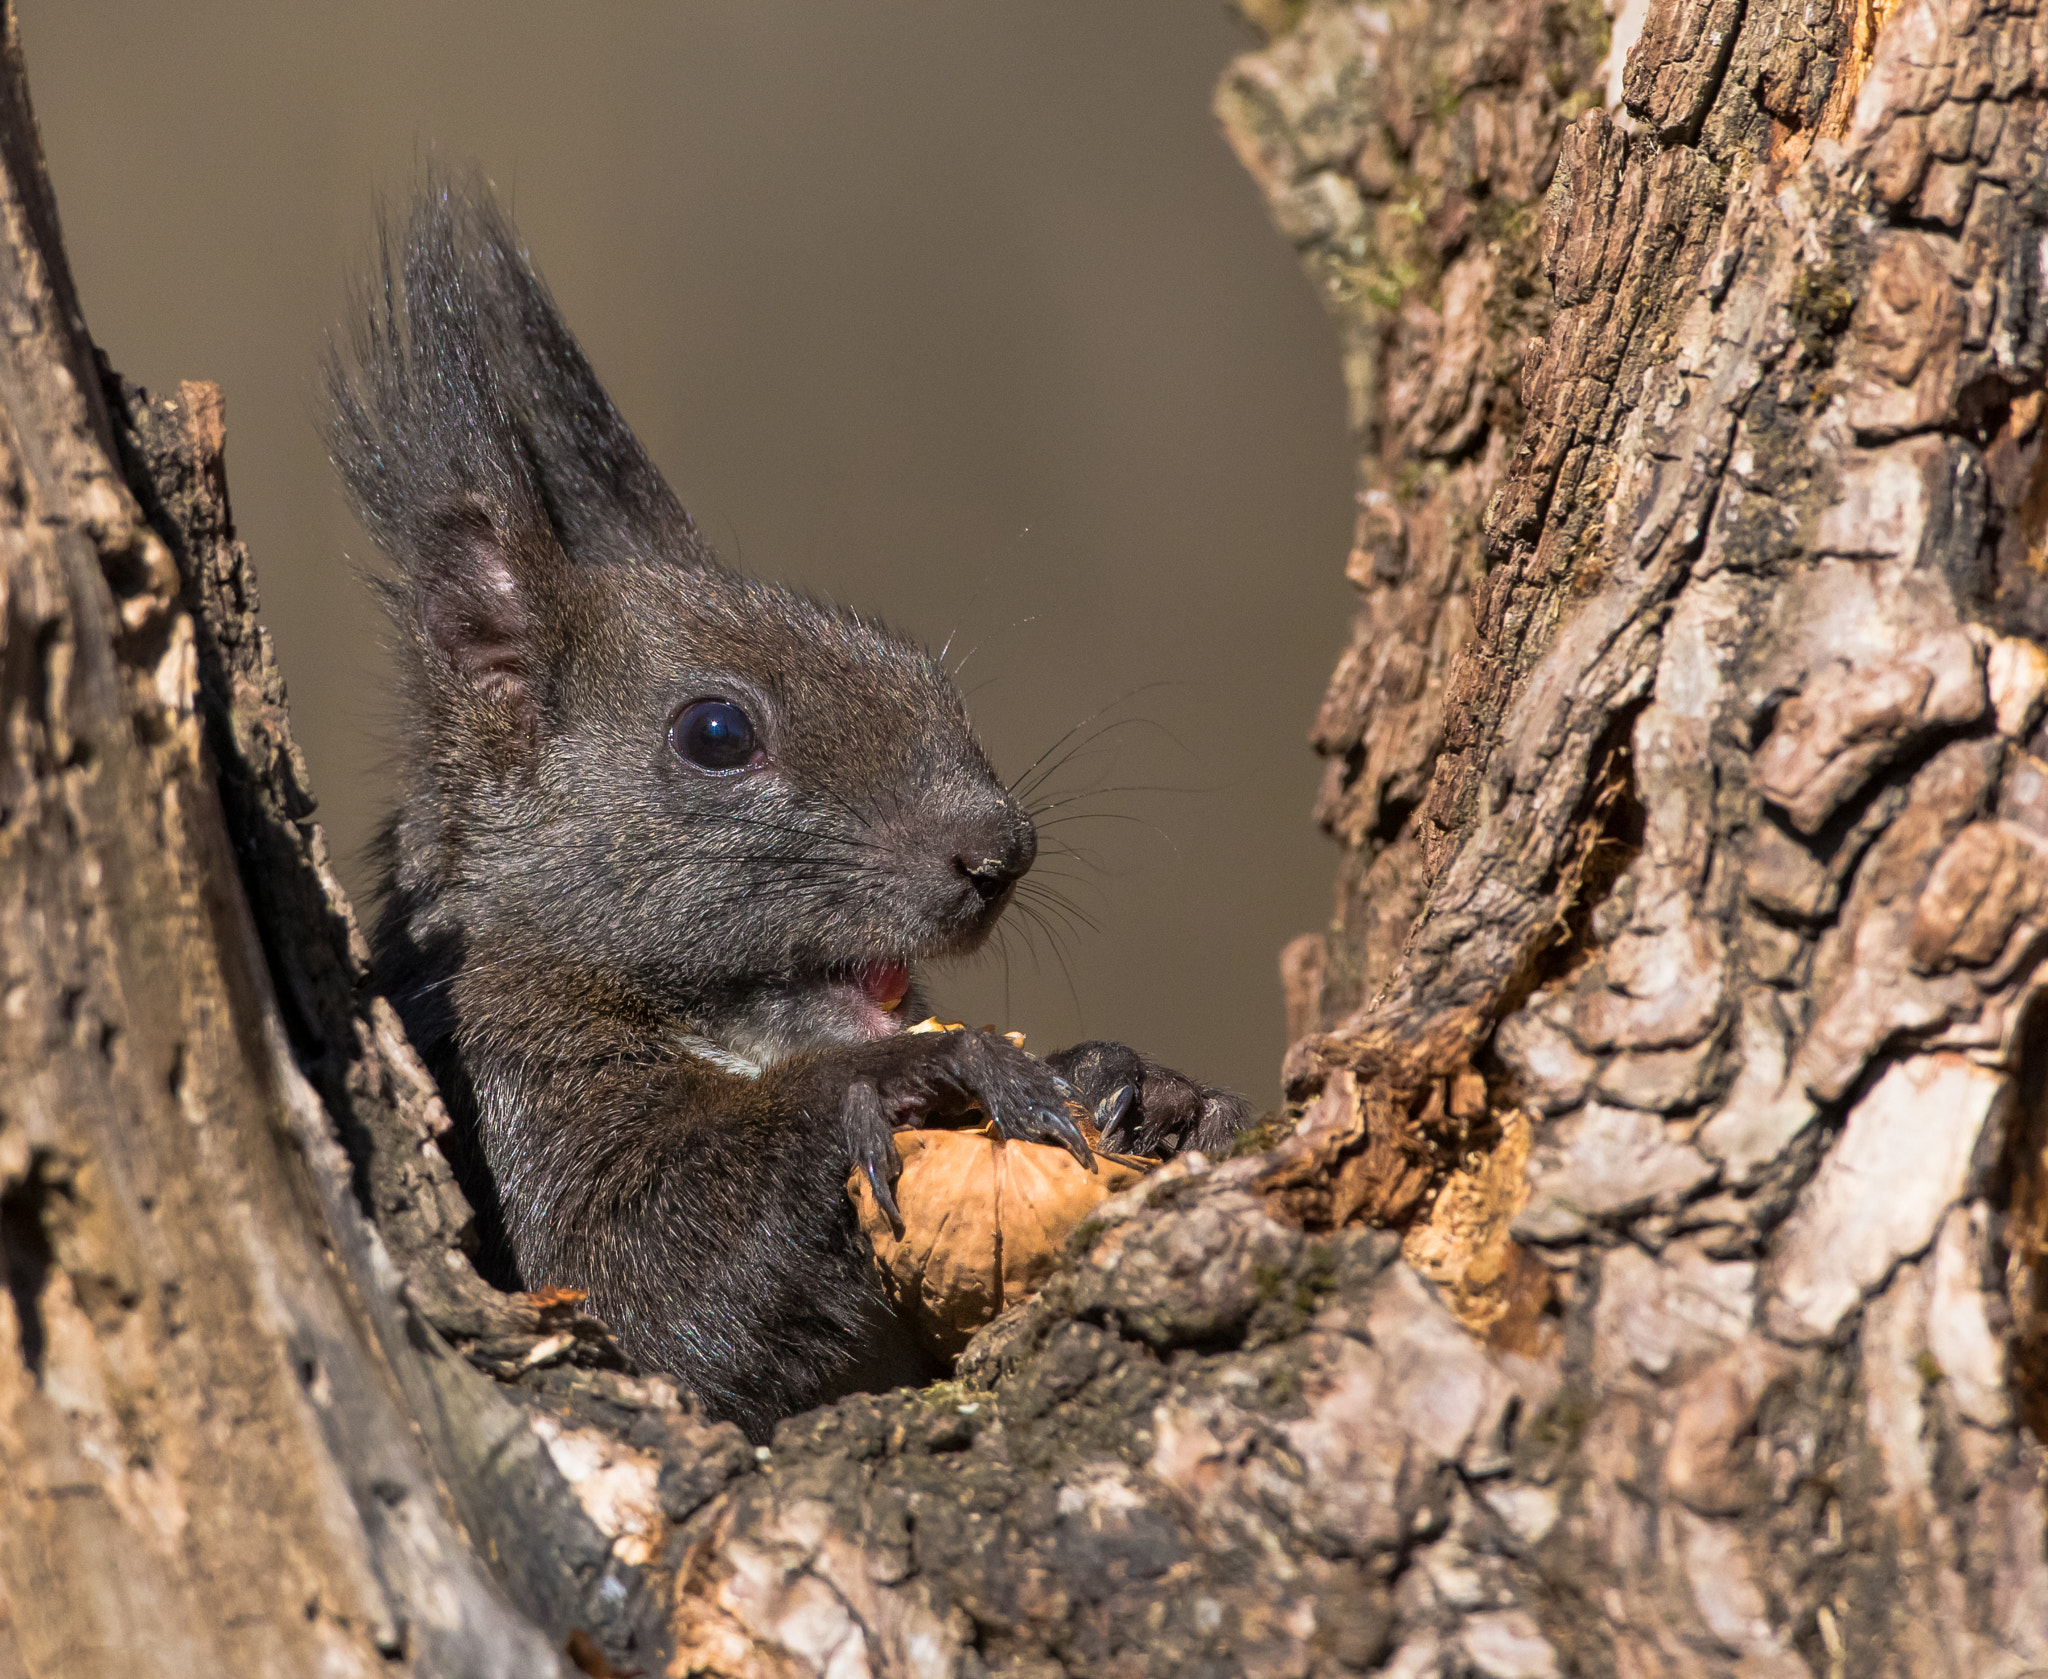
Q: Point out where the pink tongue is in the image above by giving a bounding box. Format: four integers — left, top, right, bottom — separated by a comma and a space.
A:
856, 961, 910, 1011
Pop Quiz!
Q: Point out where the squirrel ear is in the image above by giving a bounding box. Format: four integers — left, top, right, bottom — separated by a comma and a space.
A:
413, 497, 546, 717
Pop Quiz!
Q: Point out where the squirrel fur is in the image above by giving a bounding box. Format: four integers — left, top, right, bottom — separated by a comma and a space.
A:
330, 177, 1249, 1439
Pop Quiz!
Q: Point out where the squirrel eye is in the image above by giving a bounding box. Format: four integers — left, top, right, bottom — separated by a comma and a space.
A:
671, 699, 760, 773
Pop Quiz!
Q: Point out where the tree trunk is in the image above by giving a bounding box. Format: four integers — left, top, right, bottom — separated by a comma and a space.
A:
0, 6, 732, 1670
4, 0, 2046, 1673
1225, 0, 2048, 1671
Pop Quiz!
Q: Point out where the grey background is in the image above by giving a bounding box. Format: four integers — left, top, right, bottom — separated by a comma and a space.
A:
23, 4, 1352, 1105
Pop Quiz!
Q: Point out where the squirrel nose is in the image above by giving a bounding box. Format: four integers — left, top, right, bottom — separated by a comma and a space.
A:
954, 811, 1036, 904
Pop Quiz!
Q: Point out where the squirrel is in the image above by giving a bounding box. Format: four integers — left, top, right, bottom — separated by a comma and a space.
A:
330, 177, 1251, 1440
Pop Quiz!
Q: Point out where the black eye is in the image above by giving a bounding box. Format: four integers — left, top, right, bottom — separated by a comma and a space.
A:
671, 699, 760, 773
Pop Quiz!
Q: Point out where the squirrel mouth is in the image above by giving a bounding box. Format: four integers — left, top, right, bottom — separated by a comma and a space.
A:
833, 959, 911, 1019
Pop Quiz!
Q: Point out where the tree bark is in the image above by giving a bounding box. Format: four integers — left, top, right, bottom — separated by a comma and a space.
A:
0, 6, 734, 1670
4, 0, 2047, 1673
1226, 0, 2048, 1671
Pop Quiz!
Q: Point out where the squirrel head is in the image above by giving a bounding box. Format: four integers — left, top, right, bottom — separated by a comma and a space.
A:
330, 176, 1033, 1065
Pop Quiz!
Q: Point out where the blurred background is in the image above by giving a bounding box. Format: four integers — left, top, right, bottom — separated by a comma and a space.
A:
22, 4, 1352, 1105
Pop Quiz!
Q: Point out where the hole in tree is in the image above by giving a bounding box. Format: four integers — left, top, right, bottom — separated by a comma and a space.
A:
0, 1155, 60, 1380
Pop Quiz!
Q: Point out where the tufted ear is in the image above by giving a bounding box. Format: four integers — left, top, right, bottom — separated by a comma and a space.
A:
329, 171, 713, 635
411, 496, 546, 714
328, 175, 607, 747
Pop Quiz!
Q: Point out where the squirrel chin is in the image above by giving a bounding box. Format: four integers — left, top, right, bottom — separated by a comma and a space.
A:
703, 963, 920, 1072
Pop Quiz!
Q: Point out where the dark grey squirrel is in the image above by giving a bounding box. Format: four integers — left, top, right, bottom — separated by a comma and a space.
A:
331, 177, 1251, 1440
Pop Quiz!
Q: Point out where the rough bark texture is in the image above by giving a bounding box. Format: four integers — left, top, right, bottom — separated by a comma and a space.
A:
1231, 0, 2048, 1671
5, 0, 2048, 1671
0, 7, 740, 1670
0, 50, 558, 1679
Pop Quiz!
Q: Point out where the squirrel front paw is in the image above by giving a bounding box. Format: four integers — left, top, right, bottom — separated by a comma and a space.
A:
1044, 1040, 1252, 1160
819, 1028, 1094, 1219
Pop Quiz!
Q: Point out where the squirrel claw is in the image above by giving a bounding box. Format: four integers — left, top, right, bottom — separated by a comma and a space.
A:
1030, 1106, 1094, 1169
1094, 1083, 1137, 1150
865, 1152, 905, 1236
843, 1078, 905, 1235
